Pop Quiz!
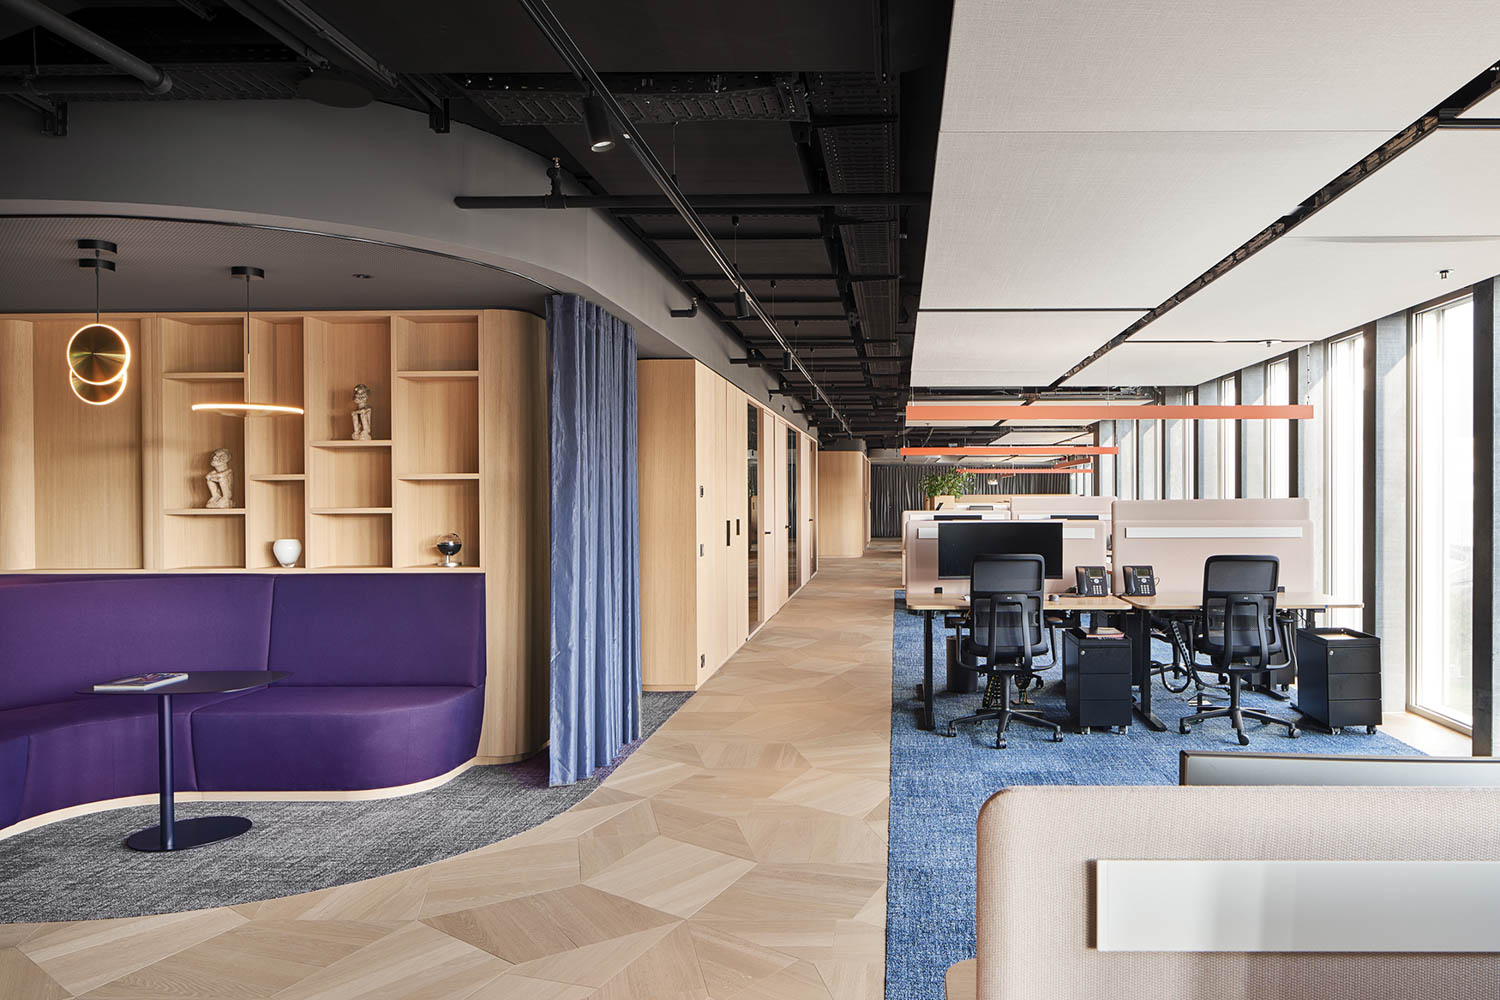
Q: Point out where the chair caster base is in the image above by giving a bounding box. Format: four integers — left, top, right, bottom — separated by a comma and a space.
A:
1050, 731, 1064, 743
1179, 722, 1191, 735
1237, 732, 1251, 746
1287, 726, 1299, 739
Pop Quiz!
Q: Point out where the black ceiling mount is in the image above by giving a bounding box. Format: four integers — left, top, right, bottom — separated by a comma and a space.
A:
230, 265, 266, 280
77, 238, 117, 254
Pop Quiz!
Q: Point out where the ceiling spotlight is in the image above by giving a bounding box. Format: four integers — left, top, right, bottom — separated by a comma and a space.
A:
783, 350, 793, 372
734, 286, 751, 319
583, 91, 614, 152
352, 273, 373, 280
1437, 268, 1452, 280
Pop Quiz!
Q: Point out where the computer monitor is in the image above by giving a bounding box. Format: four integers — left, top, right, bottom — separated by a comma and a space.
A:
937, 521, 1063, 579
933, 514, 982, 521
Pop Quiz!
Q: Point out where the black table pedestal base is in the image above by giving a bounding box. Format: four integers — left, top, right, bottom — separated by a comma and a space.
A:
126, 815, 252, 852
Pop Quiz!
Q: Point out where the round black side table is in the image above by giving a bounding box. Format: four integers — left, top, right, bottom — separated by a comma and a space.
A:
84, 670, 290, 852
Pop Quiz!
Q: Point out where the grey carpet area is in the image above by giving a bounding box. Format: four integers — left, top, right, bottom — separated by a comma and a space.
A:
0, 691, 691, 923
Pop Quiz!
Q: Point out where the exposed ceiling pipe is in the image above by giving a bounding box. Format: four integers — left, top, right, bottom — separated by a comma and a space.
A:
515, 0, 854, 437
456, 192, 929, 211
0, 0, 172, 95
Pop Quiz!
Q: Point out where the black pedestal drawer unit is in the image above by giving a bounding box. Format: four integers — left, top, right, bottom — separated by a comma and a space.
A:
1062, 628, 1132, 732
1295, 627, 1381, 733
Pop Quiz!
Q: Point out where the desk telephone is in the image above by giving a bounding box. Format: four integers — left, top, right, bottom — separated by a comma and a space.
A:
1123, 565, 1157, 596
1074, 566, 1110, 597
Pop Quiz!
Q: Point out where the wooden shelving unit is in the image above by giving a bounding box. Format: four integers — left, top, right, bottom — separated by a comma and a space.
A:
2, 307, 550, 762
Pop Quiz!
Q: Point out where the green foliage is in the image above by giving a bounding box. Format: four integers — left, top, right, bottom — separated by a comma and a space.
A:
919, 469, 972, 500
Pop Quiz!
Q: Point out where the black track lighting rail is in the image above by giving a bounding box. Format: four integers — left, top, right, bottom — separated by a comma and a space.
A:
514, 0, 854, 436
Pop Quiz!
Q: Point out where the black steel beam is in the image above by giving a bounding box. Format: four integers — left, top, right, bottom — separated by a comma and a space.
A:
455, 193, 929, 210
515, 0, 853, 435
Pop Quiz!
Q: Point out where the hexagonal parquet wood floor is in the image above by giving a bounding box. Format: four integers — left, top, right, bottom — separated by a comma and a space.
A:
0, 548, 897, 999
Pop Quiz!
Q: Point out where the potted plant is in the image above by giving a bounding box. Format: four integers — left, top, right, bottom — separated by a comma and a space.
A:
919, 469, 972, 509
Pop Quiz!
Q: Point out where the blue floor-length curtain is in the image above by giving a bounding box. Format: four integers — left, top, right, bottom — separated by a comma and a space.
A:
547, 294, 642, 785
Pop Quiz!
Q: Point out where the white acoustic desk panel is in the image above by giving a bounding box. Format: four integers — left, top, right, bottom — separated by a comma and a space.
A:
1111, 498, 1316, 594
1097, 859, 1500, 953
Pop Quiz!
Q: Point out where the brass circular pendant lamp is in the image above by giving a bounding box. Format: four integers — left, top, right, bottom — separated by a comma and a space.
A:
69, 239, 131, 406
190, 267, 305, 418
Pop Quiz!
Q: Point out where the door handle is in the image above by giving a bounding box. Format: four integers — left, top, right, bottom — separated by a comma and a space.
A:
725, 520, 731, 546
736, 518, 741, 535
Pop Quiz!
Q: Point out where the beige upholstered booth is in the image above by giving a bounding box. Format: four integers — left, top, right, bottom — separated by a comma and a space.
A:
947, 785, 1500, 999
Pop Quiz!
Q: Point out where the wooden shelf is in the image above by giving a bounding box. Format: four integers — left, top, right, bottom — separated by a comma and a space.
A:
310, 506, 392, 515
163, 371, 245, 382
164, 508, 246, 516
311, 440, 392, 449
397, 370, 479, 381
249, 473, 305, 482
397, 473, 480, 481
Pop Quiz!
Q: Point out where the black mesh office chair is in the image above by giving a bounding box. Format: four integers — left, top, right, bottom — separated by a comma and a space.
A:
1179, 554, 1299, 745
946, 554, 1064, 749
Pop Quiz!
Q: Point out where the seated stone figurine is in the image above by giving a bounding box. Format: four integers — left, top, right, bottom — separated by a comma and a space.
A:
205, 447, 234, 509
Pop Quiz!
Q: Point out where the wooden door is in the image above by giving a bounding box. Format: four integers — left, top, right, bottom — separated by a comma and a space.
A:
694, 365, 721, 680
798, 433, 813, 586
725, 388, 749, 651
767, 416, 790, 613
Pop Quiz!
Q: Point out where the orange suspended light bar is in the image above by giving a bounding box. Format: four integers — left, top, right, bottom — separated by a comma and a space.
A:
905, 404, 1313, 423
965, 466, 1092, 475
901, 446, 1117, 457
1050, 458, 1093, 470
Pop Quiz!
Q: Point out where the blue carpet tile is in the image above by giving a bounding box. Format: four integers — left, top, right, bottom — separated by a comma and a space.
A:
884, 590, 1421, 1000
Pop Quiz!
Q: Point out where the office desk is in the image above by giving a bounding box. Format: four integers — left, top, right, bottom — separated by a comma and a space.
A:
906, 593, 1128, 732
1119, 594, 1362, 727
1121, 592, 1360, 613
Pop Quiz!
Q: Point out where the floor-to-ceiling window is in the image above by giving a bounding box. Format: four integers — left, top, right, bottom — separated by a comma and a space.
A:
1325, 332, 1365, 628
1409, 296, 1474, 728
1217, 376, 1238, 498
1266, 357, 1291, 498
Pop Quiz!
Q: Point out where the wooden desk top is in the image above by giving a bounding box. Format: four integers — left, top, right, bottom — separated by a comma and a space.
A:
1122, 592, 1362, 612
905, 593, 1129, 612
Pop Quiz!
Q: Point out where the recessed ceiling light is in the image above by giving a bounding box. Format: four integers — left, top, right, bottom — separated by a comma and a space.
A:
352, 273, 373, 279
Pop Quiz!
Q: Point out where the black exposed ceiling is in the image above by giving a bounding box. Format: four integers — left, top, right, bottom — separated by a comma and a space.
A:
0, 0, 955, 446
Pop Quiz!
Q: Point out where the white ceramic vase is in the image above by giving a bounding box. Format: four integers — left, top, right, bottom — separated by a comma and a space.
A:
272, 538, 302, 568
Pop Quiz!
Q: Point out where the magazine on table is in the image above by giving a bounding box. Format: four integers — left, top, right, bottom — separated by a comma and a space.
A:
93, 672, 188, 692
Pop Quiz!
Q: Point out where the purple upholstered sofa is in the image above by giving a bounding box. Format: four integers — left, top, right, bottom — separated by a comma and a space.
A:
0, 573, 484, 830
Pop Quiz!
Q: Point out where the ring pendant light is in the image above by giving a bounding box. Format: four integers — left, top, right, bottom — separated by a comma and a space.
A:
191, 266, 306, 418
68, 239, 131, 406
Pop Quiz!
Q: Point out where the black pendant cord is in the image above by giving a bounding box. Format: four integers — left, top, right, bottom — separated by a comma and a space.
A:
515, 0, 852, 437
93, 249, 100, 322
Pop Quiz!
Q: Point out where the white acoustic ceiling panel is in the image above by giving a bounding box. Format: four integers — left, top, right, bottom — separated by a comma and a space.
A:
1295, 130, 1500, 239
990, 430, 1095, 445
910, 309, 1144, 387
1133, 130, 1500, 344
1137, 236, 1500, 344
919, 130, 1384, 309
942, 0, 1500, 132
1063, 340, 1300, 388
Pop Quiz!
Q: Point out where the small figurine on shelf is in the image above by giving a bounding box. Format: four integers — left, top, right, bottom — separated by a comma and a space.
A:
351, 383, 373, 441
436, 532, 462, 568
205, 448, 234, 509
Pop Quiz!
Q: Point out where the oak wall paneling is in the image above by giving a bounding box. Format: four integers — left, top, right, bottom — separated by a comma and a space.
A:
0, 320, 36, 569
817, 450, 873, 558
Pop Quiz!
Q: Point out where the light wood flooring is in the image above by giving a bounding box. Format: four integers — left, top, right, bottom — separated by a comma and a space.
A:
0, 549, 899, 1000
0, 540, 1471, 998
